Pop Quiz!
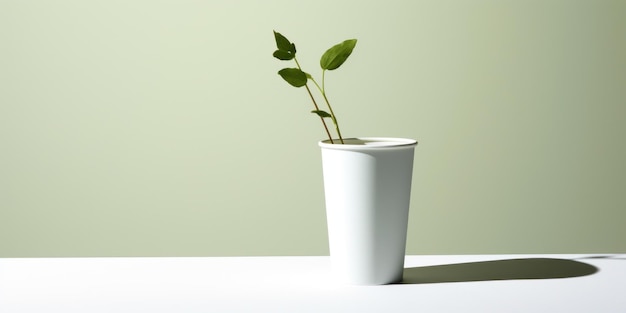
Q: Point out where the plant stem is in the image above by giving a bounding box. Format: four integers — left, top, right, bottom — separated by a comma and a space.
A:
316, 71, 344, 144
321, 90, 344, 144
305, 85, 334, 143
294, 58, 334, 143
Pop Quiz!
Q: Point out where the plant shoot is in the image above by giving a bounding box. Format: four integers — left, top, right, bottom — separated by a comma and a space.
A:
273, 31, 357, 144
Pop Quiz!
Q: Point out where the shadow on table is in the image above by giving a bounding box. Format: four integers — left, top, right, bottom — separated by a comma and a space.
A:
577, 255, 626, 261
400, 258, 598, 284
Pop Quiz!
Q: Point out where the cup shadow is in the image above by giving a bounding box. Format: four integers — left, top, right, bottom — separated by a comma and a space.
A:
399, 257, 598, 284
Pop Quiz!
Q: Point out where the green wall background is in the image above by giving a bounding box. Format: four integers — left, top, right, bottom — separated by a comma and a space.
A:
1, 0, 625, 257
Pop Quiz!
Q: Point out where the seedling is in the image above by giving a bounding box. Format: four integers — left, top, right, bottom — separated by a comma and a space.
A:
273, 31, 357, 144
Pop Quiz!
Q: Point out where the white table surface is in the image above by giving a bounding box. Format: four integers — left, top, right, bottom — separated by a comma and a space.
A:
1, 254, 624, 312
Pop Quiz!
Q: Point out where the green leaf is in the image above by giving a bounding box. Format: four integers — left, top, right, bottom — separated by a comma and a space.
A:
273, 31, 297, 61
273, 31, 296, 53
274, 31, 291, 51
311, 110, 332, 118
273, 50, 294, 60
320, 39, 357, 70
278, 68, 307, 87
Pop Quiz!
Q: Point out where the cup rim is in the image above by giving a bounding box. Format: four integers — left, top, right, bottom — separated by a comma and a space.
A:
318, 137, 418, 149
